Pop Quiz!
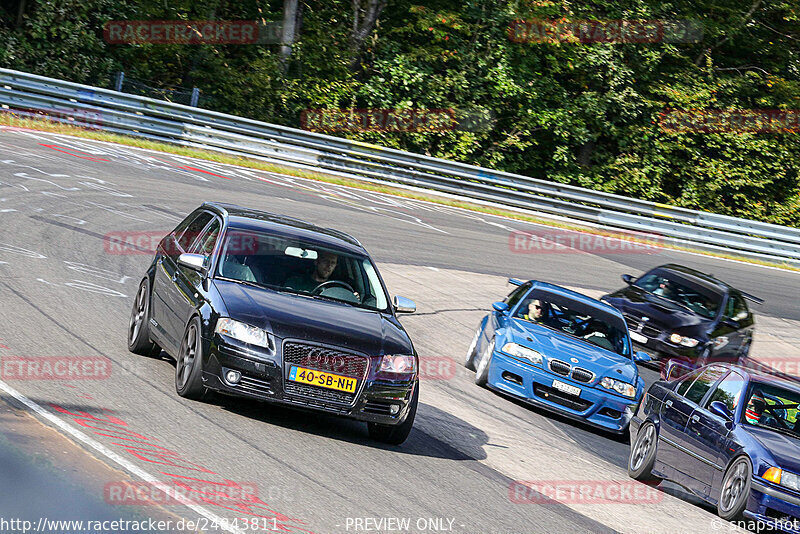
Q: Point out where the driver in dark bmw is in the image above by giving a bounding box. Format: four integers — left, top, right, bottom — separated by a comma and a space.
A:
128, 202, 420, 445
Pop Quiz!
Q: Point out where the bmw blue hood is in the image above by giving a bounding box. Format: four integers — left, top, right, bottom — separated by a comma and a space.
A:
507, 318, 638, 384
747, 426, 800, 474
213, 279, 412, 356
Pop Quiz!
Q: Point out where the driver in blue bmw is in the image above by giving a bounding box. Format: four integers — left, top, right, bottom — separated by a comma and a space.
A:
285, 250, 341, 293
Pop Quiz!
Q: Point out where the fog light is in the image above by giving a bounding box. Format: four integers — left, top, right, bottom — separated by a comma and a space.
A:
226, 370, 241, 384
389, 404, 400, 415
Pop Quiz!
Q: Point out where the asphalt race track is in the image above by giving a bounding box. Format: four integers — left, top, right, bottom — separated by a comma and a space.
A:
2, 127, 796, 533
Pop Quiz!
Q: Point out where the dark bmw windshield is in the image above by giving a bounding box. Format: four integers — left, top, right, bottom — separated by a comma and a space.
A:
634, 268, 723, 319
214, 228, 390, 312
514, 288, 630, 357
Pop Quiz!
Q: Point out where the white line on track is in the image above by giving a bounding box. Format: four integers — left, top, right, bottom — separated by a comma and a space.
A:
0, 378, 248, 534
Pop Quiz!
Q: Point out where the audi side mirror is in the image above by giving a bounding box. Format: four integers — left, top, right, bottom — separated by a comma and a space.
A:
709, 401, 733, 421
393, 295, 416, 314
178, 253, 208, 274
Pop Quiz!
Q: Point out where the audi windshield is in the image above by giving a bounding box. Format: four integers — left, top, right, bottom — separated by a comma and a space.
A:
634, 268, 723, 319
214, 229, 390, 312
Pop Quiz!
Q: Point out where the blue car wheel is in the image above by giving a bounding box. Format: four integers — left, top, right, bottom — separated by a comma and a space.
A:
464, 327, 481, 371
475, 338, 495, 386
718, 456, 752, 521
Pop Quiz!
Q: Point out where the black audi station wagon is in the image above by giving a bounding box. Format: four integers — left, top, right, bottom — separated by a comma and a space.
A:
128, 202, 419, 444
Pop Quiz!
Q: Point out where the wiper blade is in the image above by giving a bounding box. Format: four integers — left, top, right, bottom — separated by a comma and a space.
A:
310, 293, 358, 307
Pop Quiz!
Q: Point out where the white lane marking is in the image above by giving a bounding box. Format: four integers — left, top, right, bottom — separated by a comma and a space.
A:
0, 379, 247, 534
0, 244, 46, 258
53, 214, 87, 225
0, 209, 16, 213
427, 266, 440, 271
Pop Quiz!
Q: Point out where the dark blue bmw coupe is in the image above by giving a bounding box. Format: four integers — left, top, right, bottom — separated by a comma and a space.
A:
629, 361, 800, 530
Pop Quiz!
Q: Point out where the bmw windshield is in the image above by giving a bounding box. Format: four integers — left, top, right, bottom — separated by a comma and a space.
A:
634, 268, 723, 319
214, 228, 390, 312
514, 288, 631, 357
743, 382, 800, 438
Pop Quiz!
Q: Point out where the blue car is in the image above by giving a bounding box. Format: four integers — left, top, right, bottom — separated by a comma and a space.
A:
629, 361, 800, 530
465, 279, 651, 434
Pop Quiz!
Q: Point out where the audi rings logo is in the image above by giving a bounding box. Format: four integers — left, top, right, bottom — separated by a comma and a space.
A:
304, 349, 347, 372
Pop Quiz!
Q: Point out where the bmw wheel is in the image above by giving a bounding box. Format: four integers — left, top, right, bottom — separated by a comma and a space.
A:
717, 456, 752, 521
128, 278, 161, 357
175, 317, 207, 400
464, 327, 481, 371
474, 338, 495, 386
628, 422, 661, 482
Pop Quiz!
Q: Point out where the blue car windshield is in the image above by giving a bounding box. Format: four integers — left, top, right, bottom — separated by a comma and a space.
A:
514, 288, 630, 357
743, 382, 800, 438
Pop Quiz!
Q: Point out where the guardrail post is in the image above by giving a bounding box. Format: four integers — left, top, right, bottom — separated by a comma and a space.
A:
114, 71, 125, 92
190, 87, 200, 107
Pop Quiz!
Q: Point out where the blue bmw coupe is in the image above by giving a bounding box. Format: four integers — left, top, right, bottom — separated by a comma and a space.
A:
465, 279, 651, 433
629, 361, 800, 530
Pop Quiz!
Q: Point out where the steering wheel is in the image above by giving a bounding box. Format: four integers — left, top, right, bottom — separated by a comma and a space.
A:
312, 280, 356, 295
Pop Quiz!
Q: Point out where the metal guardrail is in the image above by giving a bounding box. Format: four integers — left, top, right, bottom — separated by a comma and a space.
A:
2, 67, 799, 267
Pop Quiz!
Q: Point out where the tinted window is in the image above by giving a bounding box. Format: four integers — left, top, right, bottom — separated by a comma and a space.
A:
706, 372, 745, 412
676, 369, 702, 396
189, 219, 221, 255
633, 268, 722, 319
504, 282, 531, 309
685, 366, 727, 404
176, 212, 213, 251
743, 382, 800, 435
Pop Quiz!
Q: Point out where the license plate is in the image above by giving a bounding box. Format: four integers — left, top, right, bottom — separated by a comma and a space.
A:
552, 379, 581, 397
288, 366, 358, 393
630, 331, 648, 344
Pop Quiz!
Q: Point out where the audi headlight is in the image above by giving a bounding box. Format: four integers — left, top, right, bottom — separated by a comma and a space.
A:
215, 318, 272, 348
764, 467, 800, 492
669, 333, 700, 348
600, 377, 637, 398
501, 343, 543, 365
379, 355, 417, 374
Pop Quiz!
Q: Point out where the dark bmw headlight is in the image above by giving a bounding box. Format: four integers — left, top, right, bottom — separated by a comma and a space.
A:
600, 377, 636, 398
763, 467, 800, 492
215, 318, 272, 348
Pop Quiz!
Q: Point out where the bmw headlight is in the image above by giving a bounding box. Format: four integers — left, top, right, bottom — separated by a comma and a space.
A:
600, 377, 637, 398
763, 467, 800, 492
379, 355, 417, 374
215, 318, 272, 349
501, 343, 543, 365
669, 333, 700, 348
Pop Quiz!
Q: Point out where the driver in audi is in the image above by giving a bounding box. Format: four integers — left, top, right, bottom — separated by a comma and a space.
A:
285, 250, 350, 295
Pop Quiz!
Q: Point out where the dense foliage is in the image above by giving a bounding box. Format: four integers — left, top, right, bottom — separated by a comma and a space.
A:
1, 0, 799, 225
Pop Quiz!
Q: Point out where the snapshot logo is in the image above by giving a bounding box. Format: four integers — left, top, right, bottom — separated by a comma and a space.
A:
1, 356, 111, 380
300, 108, 495, 133
508, 19, 703, 44
105, 480, 258, 506
508, 228, 662, 255
509, 480, 662, 504
659, 109, 800, 134
103, 20, 283, 45
103, 231, 259, 255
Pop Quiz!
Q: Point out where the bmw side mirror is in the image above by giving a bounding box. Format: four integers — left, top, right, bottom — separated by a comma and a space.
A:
621, 274, 634, 285
393, 295, 416, 314
709, 401, 733, 421
492, 301, 509, 314
178, 253, 208, 275
634, 351, 651, 363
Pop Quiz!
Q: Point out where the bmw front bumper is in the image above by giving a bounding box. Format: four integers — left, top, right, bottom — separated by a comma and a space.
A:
745, 480, 800, 533
486, 349, 639, 433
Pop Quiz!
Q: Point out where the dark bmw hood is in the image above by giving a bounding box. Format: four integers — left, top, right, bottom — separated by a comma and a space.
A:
606, 286, 711, 332
747, 426, 800, 473
508, 319, 638, 384
213, 280, 412, 356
